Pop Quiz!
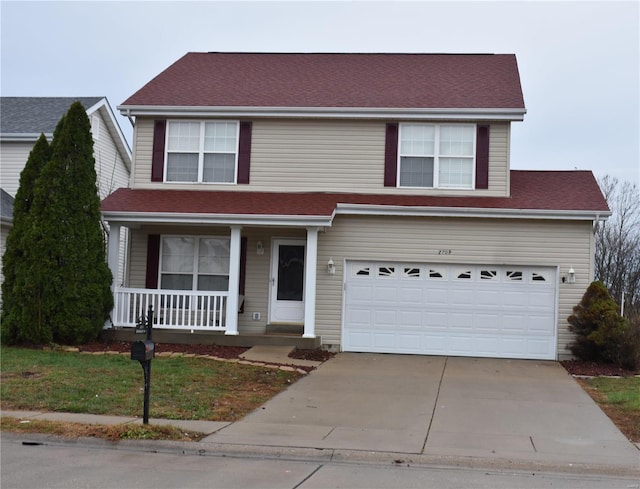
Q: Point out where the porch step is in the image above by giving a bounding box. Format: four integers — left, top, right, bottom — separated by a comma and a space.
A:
265, 324, 304, 335
102, 329, 320, 350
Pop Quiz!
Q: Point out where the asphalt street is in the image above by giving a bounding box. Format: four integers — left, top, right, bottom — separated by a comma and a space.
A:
2, 435, 639, 489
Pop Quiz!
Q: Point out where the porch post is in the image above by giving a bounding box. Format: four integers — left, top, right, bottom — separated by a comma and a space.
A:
106, 222, 121, 328
303, 227, 318, 338
107, 223, 121, 290
225, 225, 242, 335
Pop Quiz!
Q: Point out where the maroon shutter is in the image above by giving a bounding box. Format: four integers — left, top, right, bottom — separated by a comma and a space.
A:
151, 120, 166, 182
238, 237, 248, 313
384, 123, 399, 187
145, 235, 161, 289
237, 121, 252, 184
475, 125, 490, 189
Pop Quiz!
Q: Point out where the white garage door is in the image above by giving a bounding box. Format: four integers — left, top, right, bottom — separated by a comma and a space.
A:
343, 262, 557, 360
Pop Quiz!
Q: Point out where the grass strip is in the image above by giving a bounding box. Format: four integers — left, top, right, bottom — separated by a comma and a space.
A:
0, 346, 301, 421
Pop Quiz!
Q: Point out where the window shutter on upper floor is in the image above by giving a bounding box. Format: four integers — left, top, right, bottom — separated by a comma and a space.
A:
151, 120, 166, 182
384, 123, 399, 187
237, 121, 252, 184
145, 234, 161, 289
475, 125, 490, 189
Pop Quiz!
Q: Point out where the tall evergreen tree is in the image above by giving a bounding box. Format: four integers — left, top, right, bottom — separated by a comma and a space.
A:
1, 134, 51, 343
27, 102, 113, 344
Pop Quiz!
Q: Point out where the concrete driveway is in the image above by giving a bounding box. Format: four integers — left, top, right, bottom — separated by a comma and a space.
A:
205, 353, 639, 468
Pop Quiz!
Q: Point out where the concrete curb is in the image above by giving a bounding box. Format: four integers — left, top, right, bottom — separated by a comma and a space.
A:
6, 431, 640, 478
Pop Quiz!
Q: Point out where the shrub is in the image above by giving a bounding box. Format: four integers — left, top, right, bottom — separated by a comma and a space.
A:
568, 281, 640, 370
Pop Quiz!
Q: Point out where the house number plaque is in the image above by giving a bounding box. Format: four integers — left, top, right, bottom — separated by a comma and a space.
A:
438, 249, 452, 255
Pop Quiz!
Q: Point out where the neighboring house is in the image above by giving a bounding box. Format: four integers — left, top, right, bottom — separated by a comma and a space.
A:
101, 52, 610, 360
0, 188, 14, 306
0, 97, 132, 288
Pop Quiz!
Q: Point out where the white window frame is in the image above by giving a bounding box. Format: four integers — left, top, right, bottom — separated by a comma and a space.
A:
164, 120, 240, 184
398, 123, 477, 189
159, 235, 231, 291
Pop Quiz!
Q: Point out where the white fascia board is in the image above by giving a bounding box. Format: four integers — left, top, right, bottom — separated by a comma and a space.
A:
0, 216, 13, 227
0, 133, 52, 142
101, 211, 334, 228
335, 203, 611, 221
118, 105, 526, 122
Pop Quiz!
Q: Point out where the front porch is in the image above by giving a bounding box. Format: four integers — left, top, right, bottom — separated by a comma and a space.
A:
101, 327, 321, 349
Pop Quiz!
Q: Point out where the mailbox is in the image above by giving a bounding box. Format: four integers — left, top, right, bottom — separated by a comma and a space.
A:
131, 340, 155, 361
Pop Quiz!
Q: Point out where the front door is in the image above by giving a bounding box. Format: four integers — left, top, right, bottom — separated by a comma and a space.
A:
269, 239, 305, 324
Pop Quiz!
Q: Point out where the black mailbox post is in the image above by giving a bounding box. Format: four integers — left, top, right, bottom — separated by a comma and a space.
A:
131, 306, 154, 424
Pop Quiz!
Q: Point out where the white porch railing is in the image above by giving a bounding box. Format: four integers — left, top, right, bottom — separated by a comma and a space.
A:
112, 287, 228, 331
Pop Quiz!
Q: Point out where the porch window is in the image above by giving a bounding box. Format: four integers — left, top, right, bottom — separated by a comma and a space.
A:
160, 236, 230, 291
165, 121, 238, 183
399, 124, 475, 189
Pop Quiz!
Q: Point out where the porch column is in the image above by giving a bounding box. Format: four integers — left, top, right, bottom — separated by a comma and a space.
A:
107, 223, 121, 291
225, 225, 242, 335
105, 223, 121, 328
303, 227, 319, 338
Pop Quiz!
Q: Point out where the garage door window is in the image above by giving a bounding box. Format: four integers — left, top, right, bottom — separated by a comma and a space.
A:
403, 267, 421, 278
480, 270, 498, 280
506, 270, 523, 281
355, 266, 371, 277
378, 266, 396, 277
456, 270, 472, 280
428, 268, 446, 279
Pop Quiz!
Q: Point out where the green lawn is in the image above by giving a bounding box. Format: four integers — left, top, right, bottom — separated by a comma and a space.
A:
577, 376, 640, 442
0, 346, 302, 421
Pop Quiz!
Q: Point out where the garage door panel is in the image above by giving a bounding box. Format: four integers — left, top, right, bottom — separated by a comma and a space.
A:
344, 262, 557, 360
451, 289, 475, 306
373, 287, 397, 303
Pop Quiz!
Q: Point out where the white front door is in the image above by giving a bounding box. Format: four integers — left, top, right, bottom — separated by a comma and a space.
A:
269, 239, 305, 324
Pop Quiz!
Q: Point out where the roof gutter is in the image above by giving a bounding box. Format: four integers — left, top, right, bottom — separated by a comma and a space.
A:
117, 105, 526, 122
101, 210, 334, 228
335, 203, 612, 221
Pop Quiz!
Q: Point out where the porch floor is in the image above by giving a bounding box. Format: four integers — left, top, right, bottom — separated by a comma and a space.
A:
101, 329, 321, 350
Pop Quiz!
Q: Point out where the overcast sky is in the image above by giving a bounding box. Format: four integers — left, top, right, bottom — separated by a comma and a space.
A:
1, 0, 638, 185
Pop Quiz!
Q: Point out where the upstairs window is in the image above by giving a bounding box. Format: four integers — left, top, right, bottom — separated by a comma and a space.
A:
398, 124, 475, 189
165, 121, 239, 183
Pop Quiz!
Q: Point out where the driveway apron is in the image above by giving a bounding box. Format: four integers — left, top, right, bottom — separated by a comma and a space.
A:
204, 353, 640, 467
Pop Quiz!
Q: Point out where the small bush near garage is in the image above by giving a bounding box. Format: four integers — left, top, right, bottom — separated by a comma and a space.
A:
567, 281, 640, 370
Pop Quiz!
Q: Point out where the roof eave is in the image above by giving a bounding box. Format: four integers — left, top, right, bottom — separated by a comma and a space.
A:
101, 210, 334, 228
0, 133, 52, 142
118, 106, 527, 122
335, 203, 611, 221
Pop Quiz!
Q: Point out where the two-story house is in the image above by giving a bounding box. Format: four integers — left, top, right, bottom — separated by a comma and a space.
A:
0, 97, 132, 292
101, 53, 610, 361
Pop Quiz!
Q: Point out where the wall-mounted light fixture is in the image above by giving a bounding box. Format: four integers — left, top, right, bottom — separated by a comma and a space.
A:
256, 241, 264, 256
562, 267, 576, 284
327, 257, 335, 275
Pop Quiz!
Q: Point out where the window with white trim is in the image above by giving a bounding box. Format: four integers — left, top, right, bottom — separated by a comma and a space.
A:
165, 121, 239, 183
399, 124, 475, 189
160, 236, 230, 291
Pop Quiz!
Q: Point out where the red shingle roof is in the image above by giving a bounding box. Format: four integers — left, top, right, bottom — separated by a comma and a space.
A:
102, 171, 609, 218
121, 52, 525, 110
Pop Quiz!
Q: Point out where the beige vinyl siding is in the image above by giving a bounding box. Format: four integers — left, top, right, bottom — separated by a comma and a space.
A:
315, 215, 593, 359
0, 141, 34, 197
132, 118, 510, 196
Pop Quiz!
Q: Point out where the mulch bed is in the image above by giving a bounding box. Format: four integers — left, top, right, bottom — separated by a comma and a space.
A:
78, 341, 334, 363
560, 359, 639, 377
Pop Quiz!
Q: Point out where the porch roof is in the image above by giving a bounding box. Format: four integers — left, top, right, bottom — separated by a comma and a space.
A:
101, 170, 610, 225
